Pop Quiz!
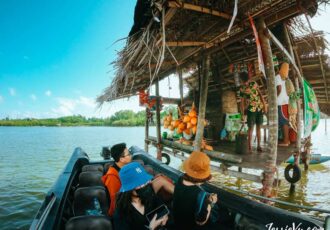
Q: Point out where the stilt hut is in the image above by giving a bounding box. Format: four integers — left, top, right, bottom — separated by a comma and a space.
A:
98, 0, 330, 198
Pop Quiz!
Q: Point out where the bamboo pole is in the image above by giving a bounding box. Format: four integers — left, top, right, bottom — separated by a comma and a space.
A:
145, 107, 149, 153
168, 1, 232, 20
257, 18, 278, 197
283, 23, 302, 153
194, 55, 211, 151
166, 41, 206, 47
155, 80, 162, 160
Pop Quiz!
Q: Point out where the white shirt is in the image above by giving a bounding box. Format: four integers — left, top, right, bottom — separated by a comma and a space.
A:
275, 74, 289, 105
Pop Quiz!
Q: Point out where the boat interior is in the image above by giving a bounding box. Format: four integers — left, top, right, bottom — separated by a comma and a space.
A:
31, 147, 324, 230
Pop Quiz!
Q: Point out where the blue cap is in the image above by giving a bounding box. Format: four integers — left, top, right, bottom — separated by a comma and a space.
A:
119, 162, 153, 192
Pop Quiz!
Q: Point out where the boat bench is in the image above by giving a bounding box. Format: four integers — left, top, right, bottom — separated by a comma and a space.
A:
65, 215, 112, 230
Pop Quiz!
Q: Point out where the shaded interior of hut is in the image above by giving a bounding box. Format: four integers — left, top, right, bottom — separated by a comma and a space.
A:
98, 0, 330, 192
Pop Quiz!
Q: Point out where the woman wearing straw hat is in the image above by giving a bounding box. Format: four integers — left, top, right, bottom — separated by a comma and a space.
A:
172, 151, 218, 230
113, 162, 171, 230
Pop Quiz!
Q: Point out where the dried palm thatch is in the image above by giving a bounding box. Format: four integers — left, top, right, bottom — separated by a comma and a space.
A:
97, 0, 330, 107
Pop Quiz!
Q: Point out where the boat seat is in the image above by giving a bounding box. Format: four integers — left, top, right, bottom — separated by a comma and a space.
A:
103, 162, 113, 174
143, 164, 157, 176
65, 215, 112, 230
78, 171, 103, 187
132, 159, 145, 165
82, 164, 103, 173
73, 186, 109, 216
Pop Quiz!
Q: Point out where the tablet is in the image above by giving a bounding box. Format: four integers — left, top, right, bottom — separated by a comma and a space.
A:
146, 204, 169, 222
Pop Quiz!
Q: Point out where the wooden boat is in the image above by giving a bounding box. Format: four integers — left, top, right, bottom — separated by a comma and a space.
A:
286, 154, 330, 165
31, 146, 327, 230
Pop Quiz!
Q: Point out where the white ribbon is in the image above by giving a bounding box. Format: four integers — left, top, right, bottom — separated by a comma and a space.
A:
227, 0, 238, 34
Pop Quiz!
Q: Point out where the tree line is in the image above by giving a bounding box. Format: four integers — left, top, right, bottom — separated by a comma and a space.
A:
0, 107, 178, 127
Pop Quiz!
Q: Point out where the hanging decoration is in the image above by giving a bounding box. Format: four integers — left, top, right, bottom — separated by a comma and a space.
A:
229, 61, 256, 79
249, 14, 266, 77
303, 79, 320, 137
138, 90, 163, 111
227, 0, 239, 34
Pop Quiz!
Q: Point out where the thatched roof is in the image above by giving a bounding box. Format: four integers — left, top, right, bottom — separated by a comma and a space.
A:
98, 0, 330, 114
294, 31, 330, 115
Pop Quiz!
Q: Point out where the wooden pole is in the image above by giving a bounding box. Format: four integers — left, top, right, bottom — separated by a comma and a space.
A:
144, 107, 149, 152
194, 55, 211, 151
257, 18, 278, 197
326, 117, 327, 134
178, 68, 184, 105
155, 80, 162, 160
283, 23, 302, 153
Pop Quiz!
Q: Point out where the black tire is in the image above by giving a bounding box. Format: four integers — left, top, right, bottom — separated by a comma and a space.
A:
284, 164, 301, 184
161, 153, 171, 165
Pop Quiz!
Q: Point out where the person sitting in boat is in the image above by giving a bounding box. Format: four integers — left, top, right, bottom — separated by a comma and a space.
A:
102, 143, 132, 216
113, 162, 171, 230
102, 143, 175, 216
172, 151, 218, 230
276, 62, 290, 146
239, 71, 267, 152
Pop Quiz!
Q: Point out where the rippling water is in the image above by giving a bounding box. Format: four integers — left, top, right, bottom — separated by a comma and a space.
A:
0, 122, 329, 229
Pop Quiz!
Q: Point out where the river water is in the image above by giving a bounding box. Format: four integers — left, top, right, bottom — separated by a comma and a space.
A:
0, 122, 329, 229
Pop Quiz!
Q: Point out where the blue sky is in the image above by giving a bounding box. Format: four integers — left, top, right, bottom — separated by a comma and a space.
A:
0, 1, 329, 119
0, 0, 142, 118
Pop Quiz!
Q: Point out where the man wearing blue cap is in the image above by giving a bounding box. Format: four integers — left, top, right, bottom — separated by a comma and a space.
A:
114, 162, 172, 230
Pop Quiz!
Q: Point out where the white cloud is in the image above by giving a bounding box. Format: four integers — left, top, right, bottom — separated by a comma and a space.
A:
45, 90, 52, 96
0, 95, 3, 103
79, 96, 95, 108
9, 88, 16, 96
51, 98, 76, 116
51, 96, 97, 117
30, 94, 37, 101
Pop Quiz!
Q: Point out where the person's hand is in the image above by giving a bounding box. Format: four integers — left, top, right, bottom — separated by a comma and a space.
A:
208, 193, 218, 204
149, 214, 168, 230
263, 105, 268, 114
241, 114, 247, 123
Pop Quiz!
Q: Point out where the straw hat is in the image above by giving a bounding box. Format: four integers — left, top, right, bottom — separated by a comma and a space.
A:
183, 151, 211, 181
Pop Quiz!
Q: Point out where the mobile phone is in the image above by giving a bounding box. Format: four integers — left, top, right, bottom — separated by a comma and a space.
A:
146, 204, 169, 222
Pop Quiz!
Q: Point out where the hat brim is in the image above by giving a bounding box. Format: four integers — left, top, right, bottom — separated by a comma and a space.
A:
119, 174, 152, 192
183, 158, 211, 180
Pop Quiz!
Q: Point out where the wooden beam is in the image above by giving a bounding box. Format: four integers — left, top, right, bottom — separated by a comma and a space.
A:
194, 55, 211, 151
168, 1, 232, 20
318, 100, 330, 105
155, 80, 162, 160
145, 107, 149, 152
166, 41, 206, 47
164, 8, 177, 25
309, 79, 330, 84
148, 136, 242, 164
301, 64, 320, 69
162, 97, 180, 105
